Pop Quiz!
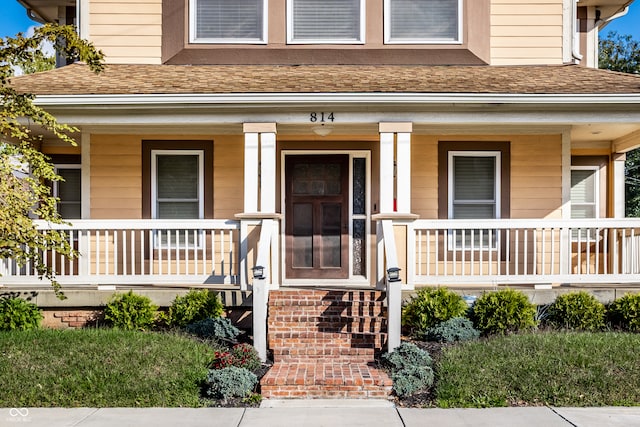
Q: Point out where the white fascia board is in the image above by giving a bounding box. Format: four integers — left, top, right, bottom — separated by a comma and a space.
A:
32, 92, 640, 108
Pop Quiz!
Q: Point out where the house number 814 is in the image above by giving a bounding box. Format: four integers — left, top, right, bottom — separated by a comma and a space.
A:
310, 112, 335, 123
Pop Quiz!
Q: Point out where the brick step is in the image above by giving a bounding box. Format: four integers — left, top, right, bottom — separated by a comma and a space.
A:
269, 291, 385, 304
268, 303, 386, 312
269, 318, 386, 331
260, 361, 393, 399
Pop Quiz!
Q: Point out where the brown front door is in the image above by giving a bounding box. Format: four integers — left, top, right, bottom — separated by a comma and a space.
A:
285, 155, 349, 279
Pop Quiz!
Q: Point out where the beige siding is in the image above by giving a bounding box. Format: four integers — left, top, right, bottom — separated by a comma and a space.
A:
90, 135, 142, 219
411, 135, 563, 220
89, 0, 162, 64
213, 136, 244, 219
491, 0, 564, 65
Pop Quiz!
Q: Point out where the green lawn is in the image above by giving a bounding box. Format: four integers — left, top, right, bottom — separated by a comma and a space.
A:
436, 331, 640, 408
0, 329, 219, 407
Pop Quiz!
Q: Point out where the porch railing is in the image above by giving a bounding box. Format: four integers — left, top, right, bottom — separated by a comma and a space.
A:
0, 219, 240, 286
411, 219, 640, 285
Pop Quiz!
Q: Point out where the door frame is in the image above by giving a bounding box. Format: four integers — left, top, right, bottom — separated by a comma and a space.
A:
280, 150, 371, 286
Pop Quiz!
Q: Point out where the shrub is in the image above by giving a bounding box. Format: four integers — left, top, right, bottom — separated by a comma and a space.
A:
424, 317, 480, 343
391, 366, 434, 397
471, 289, 537, 335
402, 288, 468, 336
0, 297, 42, 331
209, 344, 261, 371
609, 293, 640, 332
381, 342, 432, 372
168, 289, 224, 327
103, 291, 157, 330
205, 367, 257, 400
547, 292, 605, 331
185, 317, 240, 342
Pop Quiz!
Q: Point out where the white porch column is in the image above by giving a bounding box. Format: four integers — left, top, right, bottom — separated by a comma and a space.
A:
379, 122, 413, 213
80, 132, 91, 219
613, 153, 626, 218
560, 129, 572, 276
243, 123, 277, 213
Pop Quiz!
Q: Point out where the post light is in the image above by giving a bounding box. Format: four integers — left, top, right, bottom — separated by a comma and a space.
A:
387, 267, 401, 282
252, 265, 265, 280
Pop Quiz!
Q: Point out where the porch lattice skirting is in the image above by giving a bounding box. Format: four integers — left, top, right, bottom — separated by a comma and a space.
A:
260, 290, 393, 399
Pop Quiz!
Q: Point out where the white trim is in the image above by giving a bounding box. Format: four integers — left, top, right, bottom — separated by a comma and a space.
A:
379, 133, 395, 213
383, 0, 463, 45
613, 154, 626, 218
280, 150, 371, 285
396, 132, 411, 213
244, 133, 259, 213
260, 132, 276, 213
80, 132, 90, 219
77, 0, 90, 40
188, 0, 268, 44
32, 93, 640, 107
286, 0, 366, 44
150, 150, 205, 220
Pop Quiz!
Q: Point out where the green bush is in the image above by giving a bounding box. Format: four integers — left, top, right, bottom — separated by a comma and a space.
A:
205, 366, 257, 400
391, 366, 435, 397
425, 317, 480, 343
547, 292, 605, 331
381, 342, 432, 372
168, 289, 224, 327
471, 289, 537, 335
185, 317, 240, 342
609, 293, 640, 332
402, 288, 468, 336
0, 297, 42, 331
104, 291, 158, 331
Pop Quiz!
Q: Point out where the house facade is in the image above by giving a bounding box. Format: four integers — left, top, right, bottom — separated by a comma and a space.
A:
4, 0, 640, 360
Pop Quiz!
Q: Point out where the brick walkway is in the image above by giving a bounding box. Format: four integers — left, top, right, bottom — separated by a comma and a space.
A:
260, 289, 393, 399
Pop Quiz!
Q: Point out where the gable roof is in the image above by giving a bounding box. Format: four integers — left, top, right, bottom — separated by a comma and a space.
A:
10, 63, 640, 96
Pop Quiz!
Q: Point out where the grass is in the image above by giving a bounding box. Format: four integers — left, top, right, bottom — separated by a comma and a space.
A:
0, 328, 221, 407
435, 331, 640, 408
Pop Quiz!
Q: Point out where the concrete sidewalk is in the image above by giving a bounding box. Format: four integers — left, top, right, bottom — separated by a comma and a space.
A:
3, 405, 640, 427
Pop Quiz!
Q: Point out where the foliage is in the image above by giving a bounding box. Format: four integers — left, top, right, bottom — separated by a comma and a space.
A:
1, 24, 103, 296
546, 292, 605, 331
391, 366, 435, 397
185, 316, 240, 342
608, 293, 640, 332
382, 342, 434, 397
0, 297, 42, 331
599, 32, 640, 217
436, 332, 640, 407
425, 317, 480, 343
205, 367, 257, 400
470, 289, 537, 335
381, 342, 433, 372
0, 329, 219, 407
402, 287, 468, 336
209, 344, 261, 372
104, 291, 158, 331
168, 289, 224, 327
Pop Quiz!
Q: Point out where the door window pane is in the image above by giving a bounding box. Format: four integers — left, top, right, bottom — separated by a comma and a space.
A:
292, 203, 313, 268
321, 203, 342, 268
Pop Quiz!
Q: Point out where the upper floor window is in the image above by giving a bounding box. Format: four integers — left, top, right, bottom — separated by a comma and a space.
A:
190, 0, 267, 44
287, 0, 365, 44
384, 0, 462, 44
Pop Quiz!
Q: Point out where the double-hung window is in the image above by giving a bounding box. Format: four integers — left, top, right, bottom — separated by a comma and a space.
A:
287, 0, 365, 44
190, 0, 267, 43
571, 166, 599, 241
54, 165, 82, 219
448, 151, 500, 249
151, 150, 204, 247
384, 0, 462, 44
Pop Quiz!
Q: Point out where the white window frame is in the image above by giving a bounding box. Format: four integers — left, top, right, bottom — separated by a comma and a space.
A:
53, 164, 82, 219
447, 151, 500, 250
571, 166, 600, 242
151, 150, 205, 249
286, 0, 366, 44
189, 0, 268, 44
383, 0, 463, 45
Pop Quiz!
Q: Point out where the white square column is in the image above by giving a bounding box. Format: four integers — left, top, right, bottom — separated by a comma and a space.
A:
378, 122, 412, 214
242, 123, 277, 214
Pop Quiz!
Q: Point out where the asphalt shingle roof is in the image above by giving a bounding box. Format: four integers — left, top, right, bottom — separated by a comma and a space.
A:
10, 63, 640, 96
